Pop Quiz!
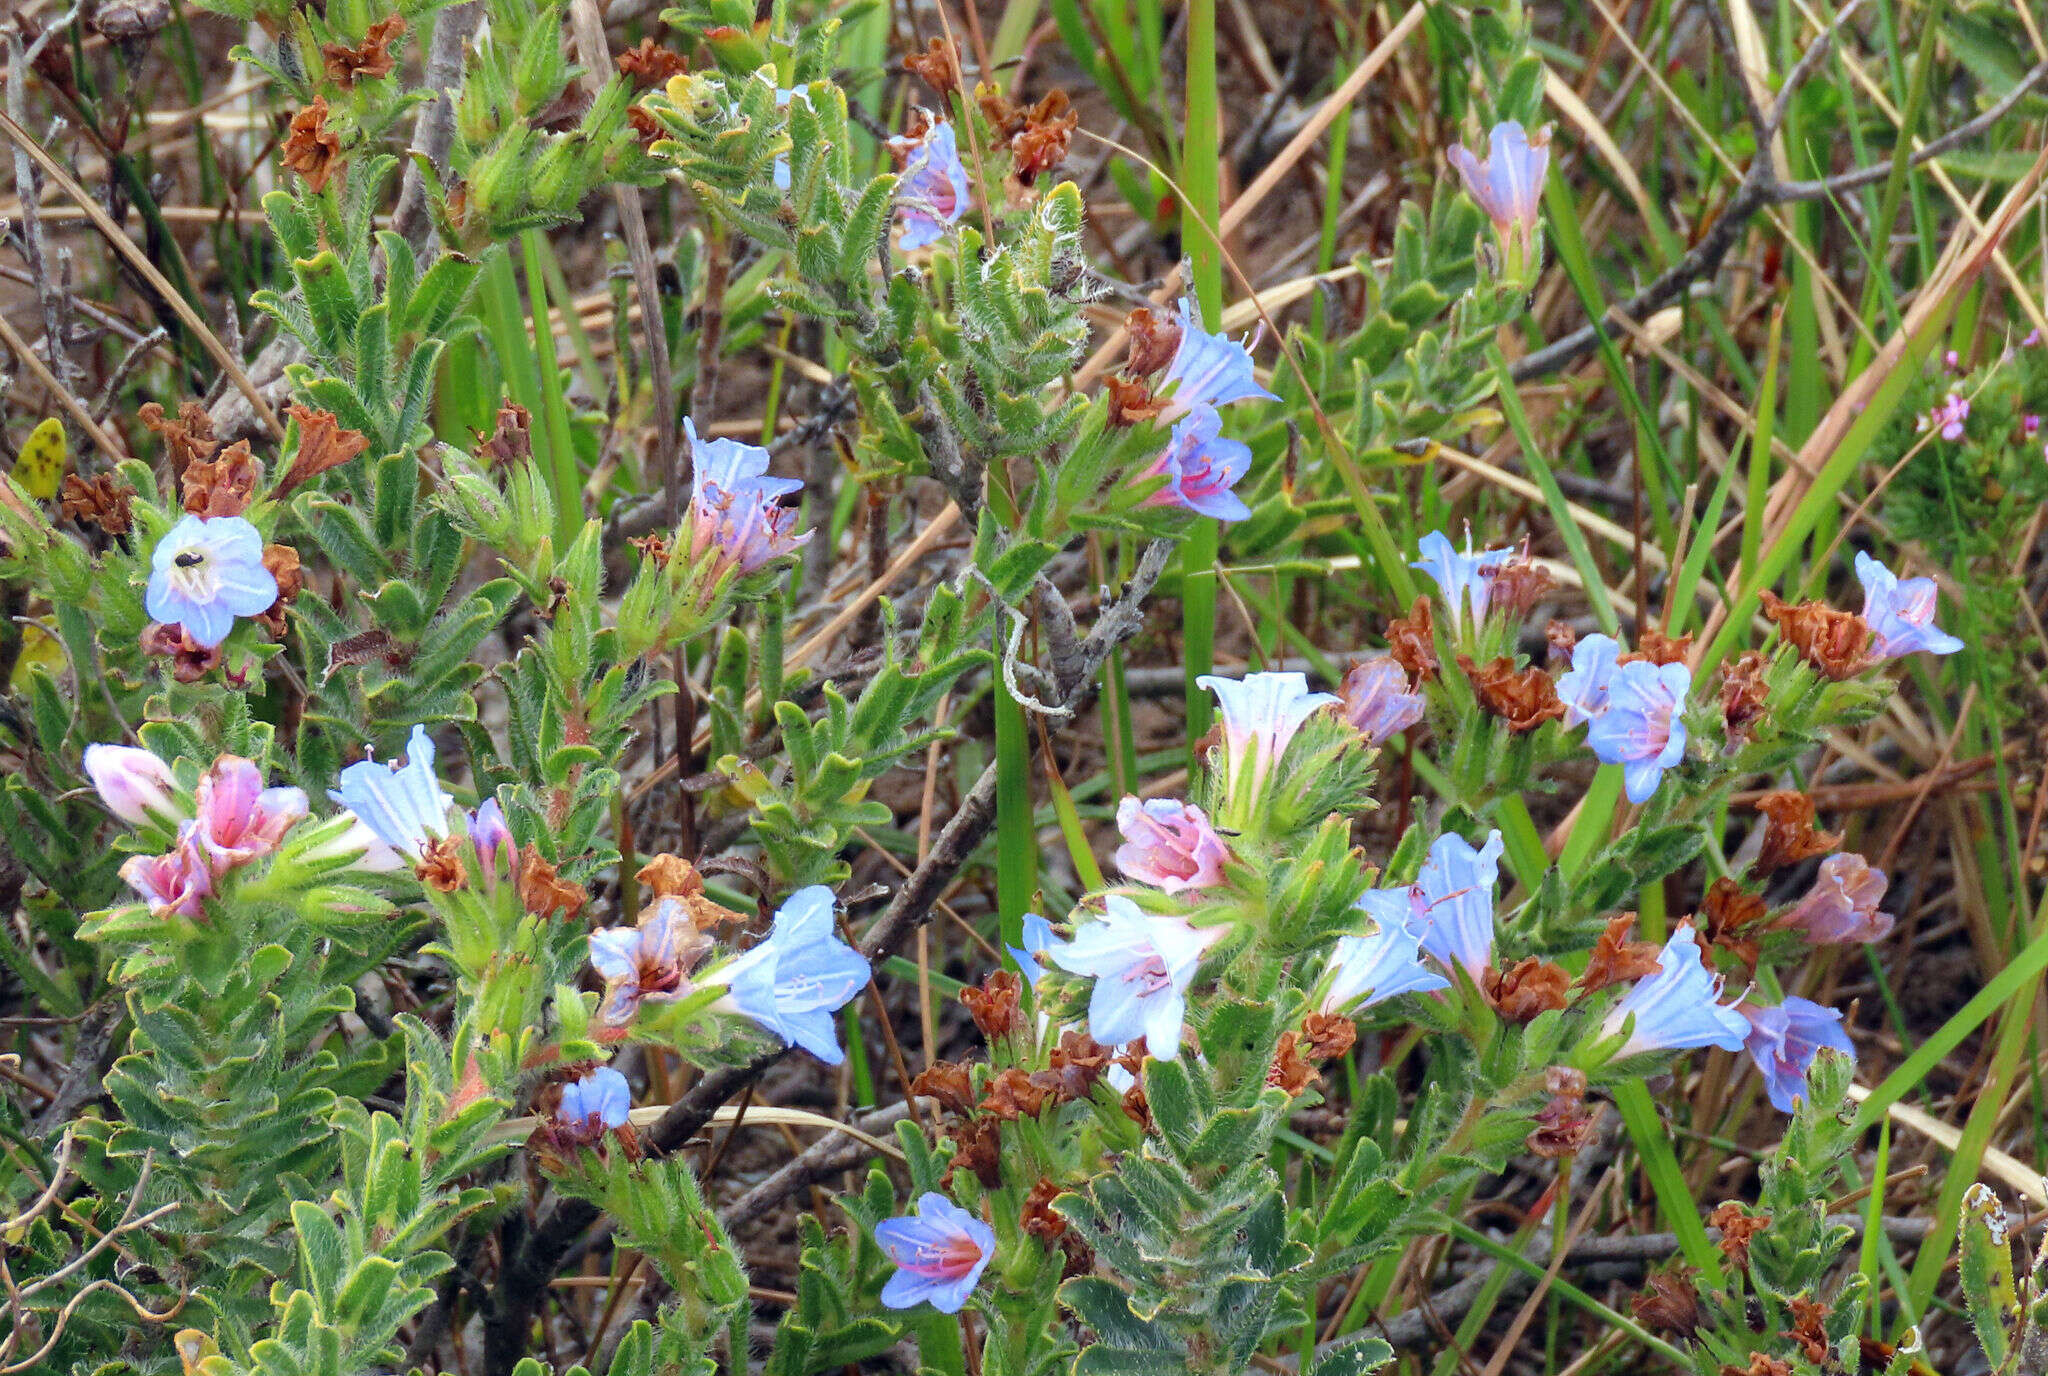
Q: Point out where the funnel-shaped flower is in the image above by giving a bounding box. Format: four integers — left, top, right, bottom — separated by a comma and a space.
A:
1323, 890, 1450, 1012
1854, 552, 1963, 660
1048, 894, 1219, 1060
1114, 797, 1231, 893
1412, 530, 1514, 631
590, 895, 715, 1024
715, 886, 869, 1064
329, 724, 455, 866
686, 419, 810, 576
1140, 403, 1252, 520
554, 1065, 632, 1144
1554, 632, 1621, 727
1740, 997, 1853, 1113
146, 514, 279, 649
1447, 121, 1549, 274
1584, 659, 1691, 804
876, 1192, 995, 1313
1337, 657, 1424, 742
1600, 925, 1748, 1058
1781, 853, 1892, 944
194, 755, 308, 873
119, 823, 213, 918
1409, 829, 1505, 977
892, 121, 969, 249
467, 797, 513, 877
1157, 295, 1277, 421
1009, 912, 1064, 988
1196, 671, 1337, 821
84, 743, 184, 828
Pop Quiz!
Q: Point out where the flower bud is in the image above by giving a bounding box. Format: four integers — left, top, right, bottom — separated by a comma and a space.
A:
84, 743, 185, 828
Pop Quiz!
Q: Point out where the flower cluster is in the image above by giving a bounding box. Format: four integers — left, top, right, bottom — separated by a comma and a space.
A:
1119, 296, 1278, 521
90, 745, 309, 919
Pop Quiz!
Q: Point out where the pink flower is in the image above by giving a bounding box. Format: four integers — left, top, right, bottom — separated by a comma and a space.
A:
1338, 657, 1424, 742
119, 823, 213, 918
1781, 853, 1892, 944
84, 743, 184, 829
194, 755, 309, 873
1114, 797, 1231, 893
1918, 393, 1969, 442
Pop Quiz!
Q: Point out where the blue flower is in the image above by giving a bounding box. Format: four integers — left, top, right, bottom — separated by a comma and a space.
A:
891, 121, 969, 249
328, 724, 455, 865
714, 886, 869, 1064
555, 1065, 632, 1143
1446, 121, 1550, 270
146, 514, 279, 649
875, 1191, 996, 1313
1139, 403, 1253, 521
686, 419, 810, 575
1195, 671, 1338, 819
1047, 894, 1219, 1060
1583, 659, 1691, 803
1158, 295, 1277, 421
590, 895, 714, 1024
1409, 829, 1505, 978
1009, 912, 1063, 987
1554, 633, 1621, 727
1411, 530, 1514, 630
467, 797, 514, 876
1323, 890, 1450, 1012
1600, 924, 1748, 1058
1740, 997, 1853, 1113
1337, 657, 1425, 742
1854, 552, 1963, 659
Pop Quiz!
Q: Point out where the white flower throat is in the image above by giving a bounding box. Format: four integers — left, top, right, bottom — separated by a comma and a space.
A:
165, 546, 221, 601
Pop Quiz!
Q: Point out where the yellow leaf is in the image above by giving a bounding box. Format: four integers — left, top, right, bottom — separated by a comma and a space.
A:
12, 417, 68, 500
8, 622, 65, 691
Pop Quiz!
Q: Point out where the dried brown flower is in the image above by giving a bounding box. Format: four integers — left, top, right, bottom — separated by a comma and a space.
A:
1105, 373, 1163, 427
1047, 1030, 1111, 1085
1709, 1201, 1770, 1270
910, 1060, 977, 1116
617, 37, 686, 90
1545, 618, 1578, 666
1459, 655, 1567, 732
276, 405, 370, 498
516, 845, 587, 919
1785, 1296, 1831, 1362
282, 98, 343, 193
1719, 649, 1771, 742
59, 472, 135, 535
1528, 1066, 1594, 1159
1484, 957, 1572, 1022
904, 37, 961, 96
1484, 556, 1553, 623
1267, 1031, 1317, 1095
417, 834, 467, 892
627, 104, 663, 146
1579, 913, 1664, 992
1760, 590, 1874, 680
1632, 1271, 1702, 1341
138, 400, 219, 479
1750, 791, 1841, 875
141, 621, 221, 682
1021, 1176, 1067, 1242
962, 969, 1025, 1040
1718, 1359, 1791, 1376
637, 853, 704, 899
1121, 1083, 1151, 1130
1301, 1011, 1356, 1062
322, 15, 405, 89
1123, 306, 1182, 377
477, 400, 533, 465
181, 440, 261, 517
1008, 91, 1078, 185
1387, 595, 1438, 683
92, 0, 171, 42
1698, 879, 1768, 967
1622, 624, 1694, 666
980, 1067, 1053, 1121
947, 1116, 1003, 1188
256, 543, 303, 638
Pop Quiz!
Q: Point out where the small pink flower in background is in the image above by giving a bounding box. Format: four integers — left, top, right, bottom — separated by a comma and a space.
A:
1338, 657, 1424, 742
1917, 392, 1969, 441
194, 755, 308, 873
119, 823, 213, 918
1943, 349, 1959, 370
2022, 414, 2039, 441
1114, 797, 1231, 893
1781, 853, 1892, 944
84, 743, 184, 828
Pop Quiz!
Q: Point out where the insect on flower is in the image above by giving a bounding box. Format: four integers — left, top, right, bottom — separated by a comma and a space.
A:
146, 514, 280, 649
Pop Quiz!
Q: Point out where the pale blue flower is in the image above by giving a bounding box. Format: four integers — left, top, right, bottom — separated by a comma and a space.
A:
1447, 121, 1549, 265
146, 514, 279, 649
1583, 660, 1691, 804
875, 1192, 995, 1313
892, 121, 969, 249
1554, 632, 1621, 727
590, 895, 713, 1024
1009, 911, 1063, 987
467, 797, 513, 875
555, 1065, 632, 1142
1047, 894, 1219, 1060
1323, 890, 1449, 1012
1854, 552, 1963, 659
1158, 295, 1277, 421
1337, 656, 1424, 742
1139, 403, 1253, 521
1196, 671, 1338, 814
1411, 530, 1514, 630
328, 724, 455, 864
686, 418, 809, 574
715, 886, 869, 1064
1740, 997, 1853, 1113
1600, 925, 1748, 1058
1410, 829, 1505, 977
